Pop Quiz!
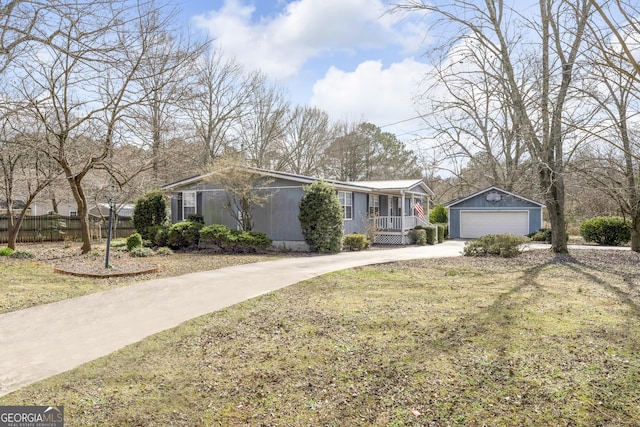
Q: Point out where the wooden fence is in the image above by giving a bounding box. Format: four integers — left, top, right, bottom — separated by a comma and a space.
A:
0, 214, 136, 244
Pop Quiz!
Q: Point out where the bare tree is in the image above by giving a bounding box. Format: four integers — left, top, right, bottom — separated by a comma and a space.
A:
417, 36, 532, 193
205, 153, 274, 231
186, 50, 261, 167
238, 80, 290, 170
577, 5, 640, 250
133, 16, 208, 184
12, 0, 195, 253
278, 105, 332, 176
0, 102, 60, 249
395, 0, 593, 252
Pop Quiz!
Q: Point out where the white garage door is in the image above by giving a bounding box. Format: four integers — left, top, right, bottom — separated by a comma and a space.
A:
460, 211, 529, 239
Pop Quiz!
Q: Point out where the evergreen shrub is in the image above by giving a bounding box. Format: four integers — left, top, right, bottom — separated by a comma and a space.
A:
126, 233, 143, 251
167, 221, 204, 249
298, 181, 344, 253
132, 190, 168, 241
580, 217, 630, 246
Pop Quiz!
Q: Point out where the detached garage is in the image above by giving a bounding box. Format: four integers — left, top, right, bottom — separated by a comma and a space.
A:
446, 186, 545, 239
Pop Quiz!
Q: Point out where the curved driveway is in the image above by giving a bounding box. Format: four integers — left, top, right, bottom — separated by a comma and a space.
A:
0, 241, 464, 397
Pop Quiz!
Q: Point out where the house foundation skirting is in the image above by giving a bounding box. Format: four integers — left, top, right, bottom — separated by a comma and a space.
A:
373, 231, 413, 245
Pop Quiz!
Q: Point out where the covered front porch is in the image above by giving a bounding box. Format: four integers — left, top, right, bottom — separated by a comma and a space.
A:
354, 179, 436, 245
370, 215, 434, 245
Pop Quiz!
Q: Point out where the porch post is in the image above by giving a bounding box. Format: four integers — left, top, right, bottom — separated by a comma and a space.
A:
401, 191, 405, 244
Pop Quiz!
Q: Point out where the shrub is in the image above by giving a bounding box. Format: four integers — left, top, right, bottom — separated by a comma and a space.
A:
149, 225, 170, 247
580, 217, 631, 246
186, 213, 204, 224
343, 234, 370, 251
463, 234, 530, 258
126, 233, 143, 251
10, 250, 35, 259
436, 224, 445, 243
199, 224, 272, 253
167, 221, 204, 249
429, 204, 448, 223
528, 228, 553, 243
155, 246, 173, 256
132, 189, 168, 241
0, 247, 14, 257
414, 225, 436, 245
110, 239, 127, 248
298, 180, 344, 253
129, 247, 154, 257
425, 227, 436, 245
413, 228, 427, 245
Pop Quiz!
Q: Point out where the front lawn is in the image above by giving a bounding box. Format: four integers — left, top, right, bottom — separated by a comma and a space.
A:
0, 242, 281, 313
2, 250, 640, 426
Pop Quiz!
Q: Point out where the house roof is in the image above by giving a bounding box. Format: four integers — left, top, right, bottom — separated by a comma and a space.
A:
353, 179, 435, 196
89, 203, 135, 218
444, 186, 545, 208
162, 168, 434, 196
0, 200, 27, 209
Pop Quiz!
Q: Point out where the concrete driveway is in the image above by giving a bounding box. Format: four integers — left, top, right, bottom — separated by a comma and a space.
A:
0, 240, 464, 397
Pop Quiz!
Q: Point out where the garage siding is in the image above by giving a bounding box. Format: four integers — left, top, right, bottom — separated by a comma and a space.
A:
446, 187, 544, 239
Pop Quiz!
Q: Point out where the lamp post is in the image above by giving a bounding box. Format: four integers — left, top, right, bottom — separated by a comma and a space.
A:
105, 195, 115, 269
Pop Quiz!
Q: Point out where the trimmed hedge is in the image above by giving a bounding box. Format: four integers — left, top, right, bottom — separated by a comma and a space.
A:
343, 233, 370, 251
580, 217, 630, 246
199, 224, 272, 253
436, 224, 446, 243
415, 225, 436, 245
463, 234, 530, 258
413, 229, 427, 245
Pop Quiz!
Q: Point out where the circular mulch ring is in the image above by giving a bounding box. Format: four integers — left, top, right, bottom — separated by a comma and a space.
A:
53, 260, 159, 278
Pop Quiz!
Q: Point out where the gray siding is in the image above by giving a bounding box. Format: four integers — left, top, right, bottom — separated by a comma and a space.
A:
448, 189, 543, 238
169, 177, 373, 242
344, 192, 368, 235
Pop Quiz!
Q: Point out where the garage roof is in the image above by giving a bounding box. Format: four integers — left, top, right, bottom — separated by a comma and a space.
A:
445, 186, 545, 208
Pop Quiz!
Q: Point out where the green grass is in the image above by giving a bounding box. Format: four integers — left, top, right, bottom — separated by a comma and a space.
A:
2, 251, 640, 426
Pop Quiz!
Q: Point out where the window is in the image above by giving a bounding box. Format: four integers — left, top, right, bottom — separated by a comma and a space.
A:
182, 191, 196, 220
368, 194, 380, 216
338, 191, 352, 220
69, 210, 77, 217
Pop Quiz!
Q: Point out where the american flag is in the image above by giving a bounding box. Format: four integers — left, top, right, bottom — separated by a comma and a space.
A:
413, 201, 424, 218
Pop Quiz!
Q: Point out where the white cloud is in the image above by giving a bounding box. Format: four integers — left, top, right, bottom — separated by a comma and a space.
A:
310, 58, 432, 131
193, 0, 426, 80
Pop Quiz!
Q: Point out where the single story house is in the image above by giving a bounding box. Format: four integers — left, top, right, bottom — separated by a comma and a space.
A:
162, 168, 435, 249
0, 200, 31, 215
89, 203, 135, 220
445, 186, 545, 239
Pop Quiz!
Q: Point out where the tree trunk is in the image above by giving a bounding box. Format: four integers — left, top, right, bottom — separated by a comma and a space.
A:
540, 168, 568, 253
631, 211, 640, 252
6, 214, 17, 250
68, 176, 92, 254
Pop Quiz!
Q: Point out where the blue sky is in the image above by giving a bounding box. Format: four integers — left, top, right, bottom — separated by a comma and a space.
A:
174, 0, 433, 139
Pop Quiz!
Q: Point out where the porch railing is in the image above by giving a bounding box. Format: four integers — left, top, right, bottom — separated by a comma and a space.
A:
371, 216, 419, 230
